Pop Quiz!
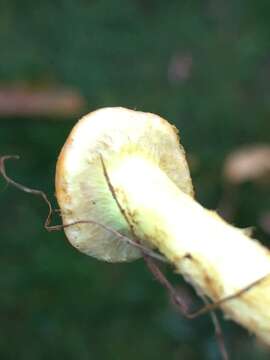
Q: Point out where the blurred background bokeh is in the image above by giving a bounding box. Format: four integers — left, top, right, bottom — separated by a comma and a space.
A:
1, 1, 270, 359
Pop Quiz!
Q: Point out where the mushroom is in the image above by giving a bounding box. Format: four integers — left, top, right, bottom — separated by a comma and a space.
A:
56, 107, 270, 346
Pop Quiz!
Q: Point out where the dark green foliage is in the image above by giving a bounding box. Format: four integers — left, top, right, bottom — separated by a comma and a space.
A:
0, 1, 270, 359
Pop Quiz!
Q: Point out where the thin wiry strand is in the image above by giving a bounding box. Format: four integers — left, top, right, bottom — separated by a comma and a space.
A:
0, 155, 53, 229
201, 294, 229, 360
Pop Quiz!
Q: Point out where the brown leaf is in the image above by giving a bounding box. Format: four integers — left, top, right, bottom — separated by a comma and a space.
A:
0, 85, 85, 118
223, 144, 270, 184
259, 212, 270, 235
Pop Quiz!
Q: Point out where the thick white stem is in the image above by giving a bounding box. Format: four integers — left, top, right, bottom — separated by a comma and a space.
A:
109, 155, 270, 345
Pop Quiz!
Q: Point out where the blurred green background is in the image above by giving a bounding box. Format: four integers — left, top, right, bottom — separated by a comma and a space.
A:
1, 1, 270, 359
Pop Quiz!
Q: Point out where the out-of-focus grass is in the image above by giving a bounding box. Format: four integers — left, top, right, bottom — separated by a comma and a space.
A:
1, 1, 270, 359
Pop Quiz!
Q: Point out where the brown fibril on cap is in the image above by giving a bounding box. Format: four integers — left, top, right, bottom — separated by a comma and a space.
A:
55, 107, 193, 262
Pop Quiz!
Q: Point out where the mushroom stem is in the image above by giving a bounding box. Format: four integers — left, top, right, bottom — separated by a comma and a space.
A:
108, 154, 270, 345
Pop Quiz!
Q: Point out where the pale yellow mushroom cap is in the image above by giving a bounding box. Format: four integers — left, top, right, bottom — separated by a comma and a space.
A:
55, 107, 193, 262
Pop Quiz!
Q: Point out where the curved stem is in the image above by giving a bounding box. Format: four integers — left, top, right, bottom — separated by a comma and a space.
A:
107, 154, 270, 346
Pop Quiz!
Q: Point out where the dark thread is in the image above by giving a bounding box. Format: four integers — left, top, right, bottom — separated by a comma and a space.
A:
99, 154, 136, 234
201, 294, 229, 360
0, 155, 53, 230
189, 274, 269, 318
